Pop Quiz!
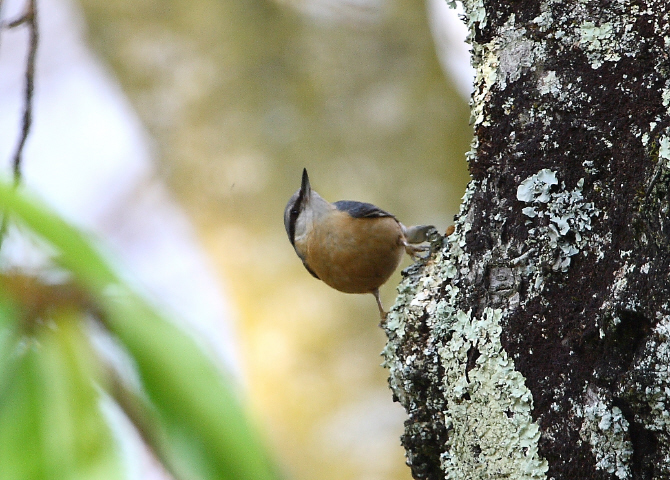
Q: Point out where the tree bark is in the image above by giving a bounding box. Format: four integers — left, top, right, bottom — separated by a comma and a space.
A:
384, 1, 670, 479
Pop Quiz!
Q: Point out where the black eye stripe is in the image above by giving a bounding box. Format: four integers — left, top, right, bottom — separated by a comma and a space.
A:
288, 188, 305, 246
288, 212, 297, 246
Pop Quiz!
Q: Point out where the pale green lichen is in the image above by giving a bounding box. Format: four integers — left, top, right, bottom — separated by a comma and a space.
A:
625, 315, 670, 437
470, 44, 499, 126
575, 386, 633, 479
531, 0, 642, 73
466, 13, 545, 126
517, 170, 598, 273
579, 21, 619, 68
659, 134, 670, 168
531, 4, 553, 33
438, 307, 548, 479
497, 18, 542, 90
459, 0, 487, 32
538, 70, 561, 97
517, 169, 558, 203
384, 183, 548, 479
662, 87, 670, 115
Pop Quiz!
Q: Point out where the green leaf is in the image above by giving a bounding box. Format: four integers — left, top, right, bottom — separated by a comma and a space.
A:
0, 182, 279, 480
0, 297, 21, 402
0, 313, 122, 480
105, 293, 278, 480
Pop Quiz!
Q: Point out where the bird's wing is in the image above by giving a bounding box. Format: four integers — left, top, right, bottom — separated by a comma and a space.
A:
333, 200, 395, 219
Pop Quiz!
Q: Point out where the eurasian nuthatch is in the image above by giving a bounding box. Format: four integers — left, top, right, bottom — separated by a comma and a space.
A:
284, 168, 434, 319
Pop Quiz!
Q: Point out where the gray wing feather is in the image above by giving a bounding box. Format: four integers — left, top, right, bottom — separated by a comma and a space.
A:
333, 200, 394, 219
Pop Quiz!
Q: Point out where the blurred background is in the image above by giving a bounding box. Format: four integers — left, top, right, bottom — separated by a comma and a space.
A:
0, 0, 472, 478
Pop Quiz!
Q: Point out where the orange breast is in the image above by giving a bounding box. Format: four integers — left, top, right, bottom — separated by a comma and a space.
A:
303, 211, 405, 294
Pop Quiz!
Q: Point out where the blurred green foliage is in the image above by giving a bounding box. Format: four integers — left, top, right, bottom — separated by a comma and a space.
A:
0, 182, 278, 480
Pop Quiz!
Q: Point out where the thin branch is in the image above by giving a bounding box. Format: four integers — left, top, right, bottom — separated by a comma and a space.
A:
0, 0, 39, 250
103, 356, 177, 480
0, 0, 4, 49
11, 0, 39, 186
5, 13, 29, 28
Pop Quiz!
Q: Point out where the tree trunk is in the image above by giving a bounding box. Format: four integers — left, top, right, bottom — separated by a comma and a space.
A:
383, 1, 670, 479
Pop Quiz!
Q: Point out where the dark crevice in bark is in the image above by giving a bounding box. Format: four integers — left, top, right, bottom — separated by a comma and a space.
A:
401, 418, 448, 480
464, 345, 480, 383
596, 310, 653, 384
613, 398, 658, 480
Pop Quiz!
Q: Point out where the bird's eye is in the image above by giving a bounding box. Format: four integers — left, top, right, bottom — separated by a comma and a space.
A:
291, 208, 298, 215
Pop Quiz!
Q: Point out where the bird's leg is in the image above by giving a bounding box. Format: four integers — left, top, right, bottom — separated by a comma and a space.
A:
403, 242, 429, 259
372, 289, 387, 322
402, 224, 436, 259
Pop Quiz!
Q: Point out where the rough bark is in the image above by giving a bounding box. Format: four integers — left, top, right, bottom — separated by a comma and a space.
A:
383, 1, 670, 479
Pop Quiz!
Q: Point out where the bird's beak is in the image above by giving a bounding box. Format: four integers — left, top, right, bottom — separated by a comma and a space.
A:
301, 168, 311, 197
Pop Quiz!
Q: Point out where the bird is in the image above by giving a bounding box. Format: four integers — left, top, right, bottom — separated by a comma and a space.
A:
284, 168, 435, 320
